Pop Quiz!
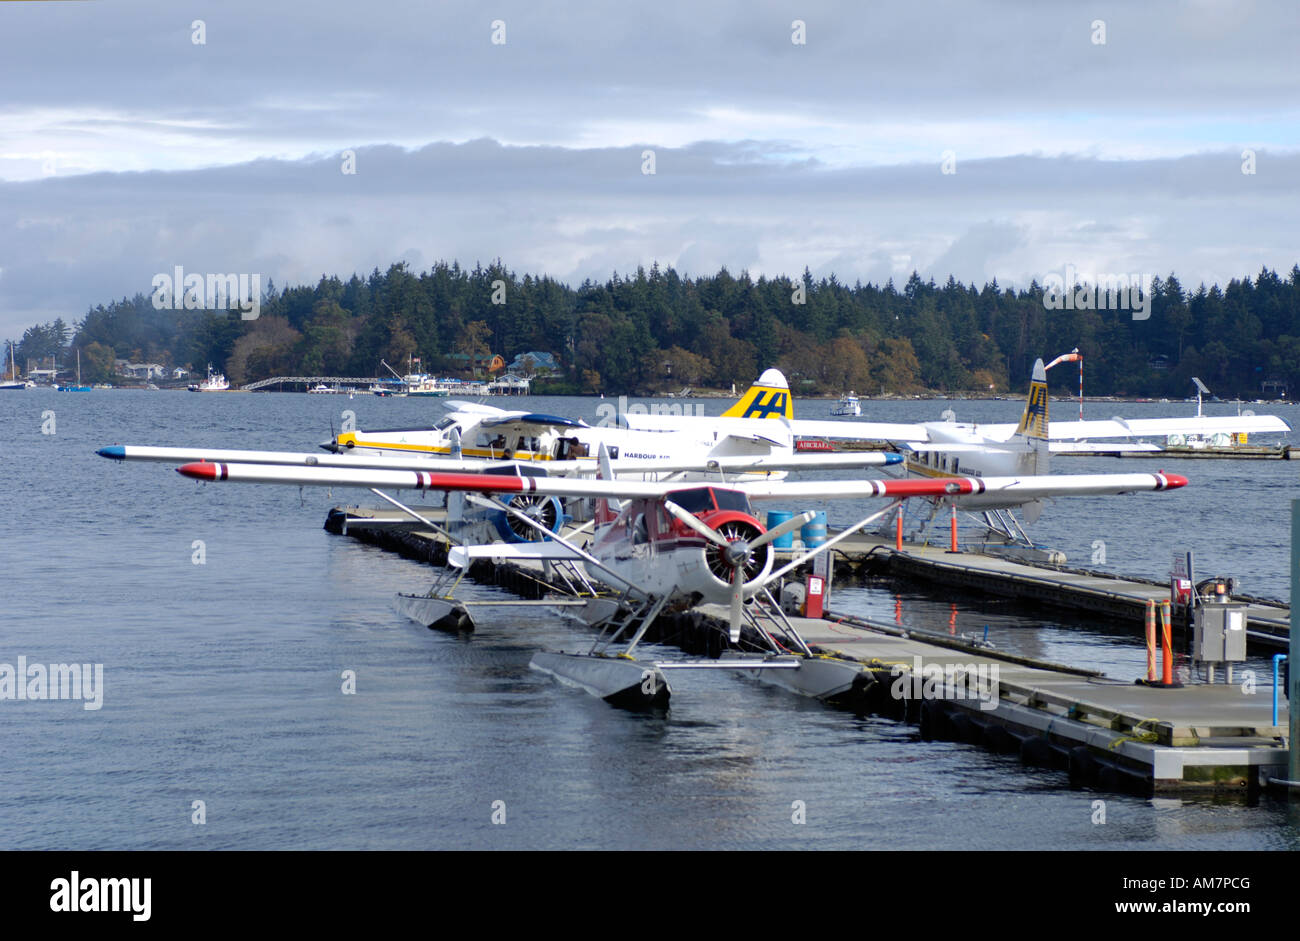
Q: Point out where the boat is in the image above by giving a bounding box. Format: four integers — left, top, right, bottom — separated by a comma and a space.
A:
0, 341, 29, 390
831, 392, 861, 417
189, 364, 229, 392
403, 375, 450, 397
57, 349, 91, 391
307, 384, 336, 394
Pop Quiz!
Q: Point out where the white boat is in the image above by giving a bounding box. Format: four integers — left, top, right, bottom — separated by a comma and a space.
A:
307, 384, 335, 394
0, 341, 27, 390
189, 365, 229, 392
831, 391, 861, 417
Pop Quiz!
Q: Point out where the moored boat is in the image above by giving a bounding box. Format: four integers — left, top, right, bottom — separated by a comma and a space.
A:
831, 391, 861, 417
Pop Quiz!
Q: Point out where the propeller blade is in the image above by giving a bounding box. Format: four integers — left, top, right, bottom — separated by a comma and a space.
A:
748, 510, 815, 550
449, 426, 462, 459
663, 500, 730, 547
729, 562, 744, 643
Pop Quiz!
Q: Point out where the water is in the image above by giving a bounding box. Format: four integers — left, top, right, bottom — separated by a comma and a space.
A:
2, 388, 1299, 849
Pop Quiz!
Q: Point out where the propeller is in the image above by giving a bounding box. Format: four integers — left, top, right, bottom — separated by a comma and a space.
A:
663, 500, 730, 547
503, 493, 560, 540
661, 503, 814, 642
449, 426, 462, 459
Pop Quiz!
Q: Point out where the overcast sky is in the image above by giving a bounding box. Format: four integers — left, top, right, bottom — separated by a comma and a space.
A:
1, 0, 1297, 339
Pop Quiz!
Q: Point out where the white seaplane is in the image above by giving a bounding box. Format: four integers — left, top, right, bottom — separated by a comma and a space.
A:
317, 370, 812, 476
173, 453, 1188, 709
624, 358, 1290, 546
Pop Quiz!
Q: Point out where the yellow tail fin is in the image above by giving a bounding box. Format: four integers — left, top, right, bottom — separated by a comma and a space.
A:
1015, 359, 1049, 440
721, 368, 793, 419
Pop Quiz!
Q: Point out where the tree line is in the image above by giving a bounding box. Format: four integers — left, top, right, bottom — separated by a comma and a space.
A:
13, 260, 1300, 397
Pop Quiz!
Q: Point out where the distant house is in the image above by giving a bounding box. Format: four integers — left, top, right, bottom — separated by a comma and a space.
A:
121, 362, 167, 380
507, 351, 560, 377
488, 373, 532, 395
446, 353, 505, 377
173, 367, 190, 380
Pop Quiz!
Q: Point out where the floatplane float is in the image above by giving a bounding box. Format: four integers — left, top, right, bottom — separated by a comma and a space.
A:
168, 449, 1188, 709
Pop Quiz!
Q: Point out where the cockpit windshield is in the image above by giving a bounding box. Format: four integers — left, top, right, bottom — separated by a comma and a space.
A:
433, 417, 459, 431
666, 487, 752, 515
666, 488, 713, 514
712, 489, 751, 513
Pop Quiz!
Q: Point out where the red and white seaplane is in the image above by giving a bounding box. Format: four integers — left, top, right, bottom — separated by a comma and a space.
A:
174, 452, 1188, 709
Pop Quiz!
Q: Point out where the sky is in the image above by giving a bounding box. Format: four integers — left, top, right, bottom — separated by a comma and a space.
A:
1, 0, 1298, 339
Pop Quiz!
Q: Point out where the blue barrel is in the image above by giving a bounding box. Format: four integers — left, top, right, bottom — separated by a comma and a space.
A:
801, 511, 827, 549
765, 510, 795, 549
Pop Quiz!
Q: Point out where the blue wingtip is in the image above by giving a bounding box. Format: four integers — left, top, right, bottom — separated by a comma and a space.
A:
885, 452, 904, 465
97, 446, 126, 460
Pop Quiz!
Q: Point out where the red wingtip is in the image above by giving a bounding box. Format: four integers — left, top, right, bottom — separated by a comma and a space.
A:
1165, 473, 1189, 489
178, 462, 219, 480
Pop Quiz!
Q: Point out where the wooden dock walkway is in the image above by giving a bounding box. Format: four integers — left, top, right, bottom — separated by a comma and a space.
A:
814, 531, 1290, 649
718, 607, 1289, 792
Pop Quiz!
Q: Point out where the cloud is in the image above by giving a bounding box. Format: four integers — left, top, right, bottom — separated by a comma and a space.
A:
1, 1, 1297, 335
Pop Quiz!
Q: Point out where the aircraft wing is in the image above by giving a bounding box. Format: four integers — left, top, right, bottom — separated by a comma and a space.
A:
1039, 414, 1291, 441
623, 413, 934, 441
176, 462, 1186, 501
98, 445, 507, 472
478, 413, 590, 430
100, 444, 899, 474
736, 472, 1186, 501
1048, 441, 1163, 453
624, 410, 1290, 444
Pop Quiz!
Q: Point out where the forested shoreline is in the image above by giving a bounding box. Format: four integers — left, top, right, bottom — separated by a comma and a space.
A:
11, 261, 1300, 397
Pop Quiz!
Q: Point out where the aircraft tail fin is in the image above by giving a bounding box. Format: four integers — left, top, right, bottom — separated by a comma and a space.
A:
1012, 358, 1050, 475
596, 443, 622, 520
721, 368, 792, 420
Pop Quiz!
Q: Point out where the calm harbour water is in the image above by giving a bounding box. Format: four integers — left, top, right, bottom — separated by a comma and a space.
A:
2, 388, 1299, 850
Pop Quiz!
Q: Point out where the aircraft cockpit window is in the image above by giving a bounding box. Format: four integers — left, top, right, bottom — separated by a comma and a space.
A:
632, 513, 649, 544
666, 488, 713, 515
712, 490, 752, 513
434, 417, 458, 431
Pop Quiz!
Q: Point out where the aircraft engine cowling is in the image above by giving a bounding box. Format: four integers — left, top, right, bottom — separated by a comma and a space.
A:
490, 493, 568, 543
698, 512, 772, 588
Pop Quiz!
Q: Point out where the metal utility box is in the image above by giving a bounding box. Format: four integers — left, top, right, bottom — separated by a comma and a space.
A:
1193, 604, 1247, 663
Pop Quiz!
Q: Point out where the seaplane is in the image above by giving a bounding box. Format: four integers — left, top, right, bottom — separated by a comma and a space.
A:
316, 370, 815, 478
623, 358, 1290, 548
170, 450, 1188, 709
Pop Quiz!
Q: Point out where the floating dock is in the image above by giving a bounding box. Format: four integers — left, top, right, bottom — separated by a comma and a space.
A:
845, 534, 1290, 650
1055, 445, 1294, 459
325, 503, 1293, 795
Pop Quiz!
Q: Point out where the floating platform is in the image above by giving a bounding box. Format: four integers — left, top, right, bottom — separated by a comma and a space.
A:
1055, 445, 1294, 459
707, 606, 1290, 793
816, 531, 1291, 650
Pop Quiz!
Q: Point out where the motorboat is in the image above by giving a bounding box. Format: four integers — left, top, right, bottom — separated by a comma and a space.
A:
831, 392, 861, 417
189, 364, 230, 392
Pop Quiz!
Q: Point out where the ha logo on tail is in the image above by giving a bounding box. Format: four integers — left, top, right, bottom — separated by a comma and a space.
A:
721, 369, 792, 420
